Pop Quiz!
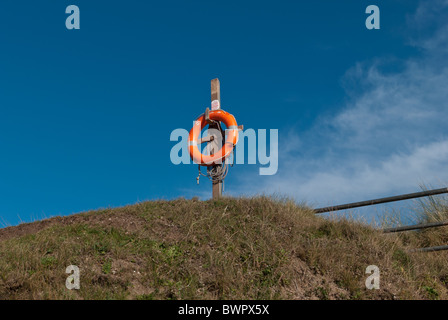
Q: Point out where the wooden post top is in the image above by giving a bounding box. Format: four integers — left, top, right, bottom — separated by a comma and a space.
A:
211, 78, 220, 103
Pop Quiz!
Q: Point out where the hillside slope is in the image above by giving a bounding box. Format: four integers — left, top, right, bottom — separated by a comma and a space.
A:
0, 197, 447, 300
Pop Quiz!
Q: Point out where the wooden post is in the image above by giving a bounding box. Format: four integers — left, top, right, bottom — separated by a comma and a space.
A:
210, 78, 223, 199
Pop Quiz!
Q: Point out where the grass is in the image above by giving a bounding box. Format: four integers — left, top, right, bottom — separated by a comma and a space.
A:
0, 196, 448, 300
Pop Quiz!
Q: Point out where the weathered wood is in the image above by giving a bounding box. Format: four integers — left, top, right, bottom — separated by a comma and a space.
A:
210, 78, 223, 199
211, 78, 220, 103
205, 107, 211, 124
198, 135, 214, 144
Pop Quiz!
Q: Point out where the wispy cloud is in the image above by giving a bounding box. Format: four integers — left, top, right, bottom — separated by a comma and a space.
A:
234, 0, 448, 210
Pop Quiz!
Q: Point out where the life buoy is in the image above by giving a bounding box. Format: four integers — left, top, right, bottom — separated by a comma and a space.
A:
188, 109, 239, 166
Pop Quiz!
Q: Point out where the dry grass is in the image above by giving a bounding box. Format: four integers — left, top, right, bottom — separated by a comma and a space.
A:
0, 196, 448, 300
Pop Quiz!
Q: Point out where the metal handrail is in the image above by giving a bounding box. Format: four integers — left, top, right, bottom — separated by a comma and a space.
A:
314, 188, 448, 214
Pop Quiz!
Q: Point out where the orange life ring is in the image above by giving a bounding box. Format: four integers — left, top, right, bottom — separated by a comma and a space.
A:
188, 109, 239, 166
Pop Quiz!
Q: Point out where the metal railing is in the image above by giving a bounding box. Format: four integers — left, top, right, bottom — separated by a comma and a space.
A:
313, 187, 448, 252
383, 220, 448, 233
314, 188, 448, 214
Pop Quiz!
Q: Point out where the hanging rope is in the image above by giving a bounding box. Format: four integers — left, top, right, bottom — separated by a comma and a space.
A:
197, 161, 229, 184
196, 120, 234, 185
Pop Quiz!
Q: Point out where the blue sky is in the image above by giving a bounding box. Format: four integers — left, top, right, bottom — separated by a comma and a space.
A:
0, 0, 447, 226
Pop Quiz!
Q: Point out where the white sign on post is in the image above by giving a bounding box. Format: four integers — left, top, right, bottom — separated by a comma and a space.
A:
211, 99, 220, 111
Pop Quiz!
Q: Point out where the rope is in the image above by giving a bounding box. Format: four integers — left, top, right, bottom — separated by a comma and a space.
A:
196, 120, 234, 185
197, 161, 229, 184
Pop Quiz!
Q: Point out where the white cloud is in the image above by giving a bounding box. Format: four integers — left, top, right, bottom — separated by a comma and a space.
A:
234, 0, 448, 211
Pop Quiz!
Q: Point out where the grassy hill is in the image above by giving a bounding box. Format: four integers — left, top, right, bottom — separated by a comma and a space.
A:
0, 197, 447, 300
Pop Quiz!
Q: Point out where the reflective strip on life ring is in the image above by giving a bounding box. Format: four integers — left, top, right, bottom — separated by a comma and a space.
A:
188, 109, 239, 166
